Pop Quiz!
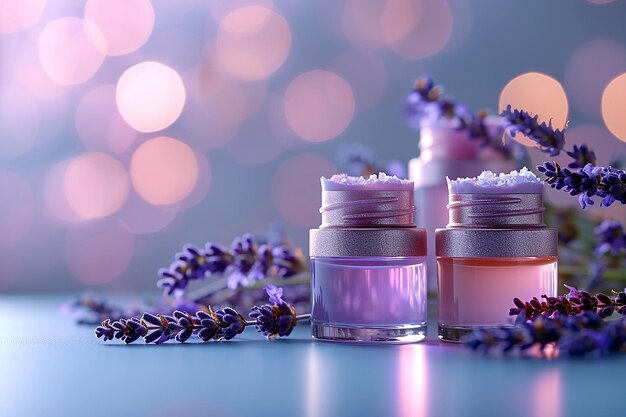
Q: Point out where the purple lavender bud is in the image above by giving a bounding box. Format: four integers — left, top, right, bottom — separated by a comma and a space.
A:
249, 285, 299, 339
95, 319, 115, 341
594, 220, 626, 257
214, 307, 247, 340
109, 318, 147, 344
264, 284, 284, 305
567, 144, 597, 169
501, 105, 566, 157
196, 310, 219, 341
204, 242, 232, 274
271, 246, 305, 278
247, 244, 272, 282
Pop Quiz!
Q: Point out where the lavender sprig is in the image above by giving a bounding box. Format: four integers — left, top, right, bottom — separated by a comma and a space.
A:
500, 105, 566, 157
157, 233, 306, 295
406, 77, 527, 160
465, 311, 626, 357
508, 284, 626, 320
95, 286, 310, 344
537, 162, 626, 208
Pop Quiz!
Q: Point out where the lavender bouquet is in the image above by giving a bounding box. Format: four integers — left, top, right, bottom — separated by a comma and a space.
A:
70, 232, 309, 326
500, 105, 626, 290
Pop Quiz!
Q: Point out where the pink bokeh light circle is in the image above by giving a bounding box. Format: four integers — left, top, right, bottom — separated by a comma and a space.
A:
208, 0, 274, 21
564, 39, 626, 119
225, 94, 302, 165
283, 70, 355, 142
602, 73, 626, 143
43, 160, 82, 224
65, 219, 134, 285
0, 170, 34, 247
84, 0, 154, 56
0, 85, 40, 159
178, 152, 212, 211
116, 193, 179, 235
130, 137, 199, 206
328, 50, 388, 111
38, 17, 106, 86
64, 152, 130, 219
272, 154, 337, 227
116, 61, 187, 133
75, 85, 138, 154
341, 0, 389, 49
385, 0, 453, 60
0, 0, 46, 34
11, 43, 66, 99
216, 5, 291, 81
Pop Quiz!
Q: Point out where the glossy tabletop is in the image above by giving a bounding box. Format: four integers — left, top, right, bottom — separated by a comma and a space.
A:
0, 295, 623, 417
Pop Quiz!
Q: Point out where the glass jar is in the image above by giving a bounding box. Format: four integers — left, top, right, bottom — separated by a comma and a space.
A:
311, 256, 427, 342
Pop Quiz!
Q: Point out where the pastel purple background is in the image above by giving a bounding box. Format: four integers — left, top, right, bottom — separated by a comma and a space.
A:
1, 0, 626, 293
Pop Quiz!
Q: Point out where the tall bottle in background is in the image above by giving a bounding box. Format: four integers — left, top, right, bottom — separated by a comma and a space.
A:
408, 117, 521, 291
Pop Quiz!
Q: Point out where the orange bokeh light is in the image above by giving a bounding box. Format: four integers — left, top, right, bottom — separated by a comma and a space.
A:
64, 152, 130, 219
116, 61, 186, 133
216, 5, 291, 81
602, 73, 626, 143
499, 72, 569, 147
85, 0, 154, 56
130, 137, 199, 205
38, 17, 106, 86
284, 70, 355, 142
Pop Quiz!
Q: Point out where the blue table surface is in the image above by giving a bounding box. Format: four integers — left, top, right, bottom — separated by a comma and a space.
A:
1, 294, 624, 417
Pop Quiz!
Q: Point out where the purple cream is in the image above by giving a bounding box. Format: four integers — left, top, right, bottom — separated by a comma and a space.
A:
310, 173, 427, 343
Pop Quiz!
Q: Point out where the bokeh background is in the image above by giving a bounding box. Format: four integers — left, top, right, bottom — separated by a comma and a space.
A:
1, 0, 626, 293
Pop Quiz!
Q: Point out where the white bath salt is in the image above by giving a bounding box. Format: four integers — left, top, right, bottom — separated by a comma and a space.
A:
447, 167, 544, 194
321, 172, 413, 191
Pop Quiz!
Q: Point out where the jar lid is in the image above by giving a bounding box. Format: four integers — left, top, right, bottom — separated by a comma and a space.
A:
310, 228, 427, 257
435, 228, 557, 258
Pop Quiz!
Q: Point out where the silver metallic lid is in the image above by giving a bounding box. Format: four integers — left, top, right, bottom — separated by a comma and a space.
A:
435, 228, 557, 258
320, 189, 415, 228
311, 180, 426, 257
446, 193, 546, 229
310, 228, 427, 257
436, 192, 557, 258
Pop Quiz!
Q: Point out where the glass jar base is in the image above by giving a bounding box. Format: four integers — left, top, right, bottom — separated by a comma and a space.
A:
438, 323, 509, 343
312, 323, 426, 344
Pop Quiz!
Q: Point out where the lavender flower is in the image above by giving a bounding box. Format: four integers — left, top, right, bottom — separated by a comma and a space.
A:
500, 105, 566, 156
95, 318, 147, 344
94, 286, 310, 344
508, 284, 626, 320
157, 243, 230, 295
157, 234, 306, 295
214, 307, 247, 340
406, 78, 527, 161
567, 144, 597, 169
594, 220, 626, 257
537, 162, 626, 208
249, 285, 298, 339
465, 311, 626, 357
141, 312, 174, 344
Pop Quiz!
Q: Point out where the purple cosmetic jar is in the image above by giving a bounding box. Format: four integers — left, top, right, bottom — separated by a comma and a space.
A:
309, 174, 428, 343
